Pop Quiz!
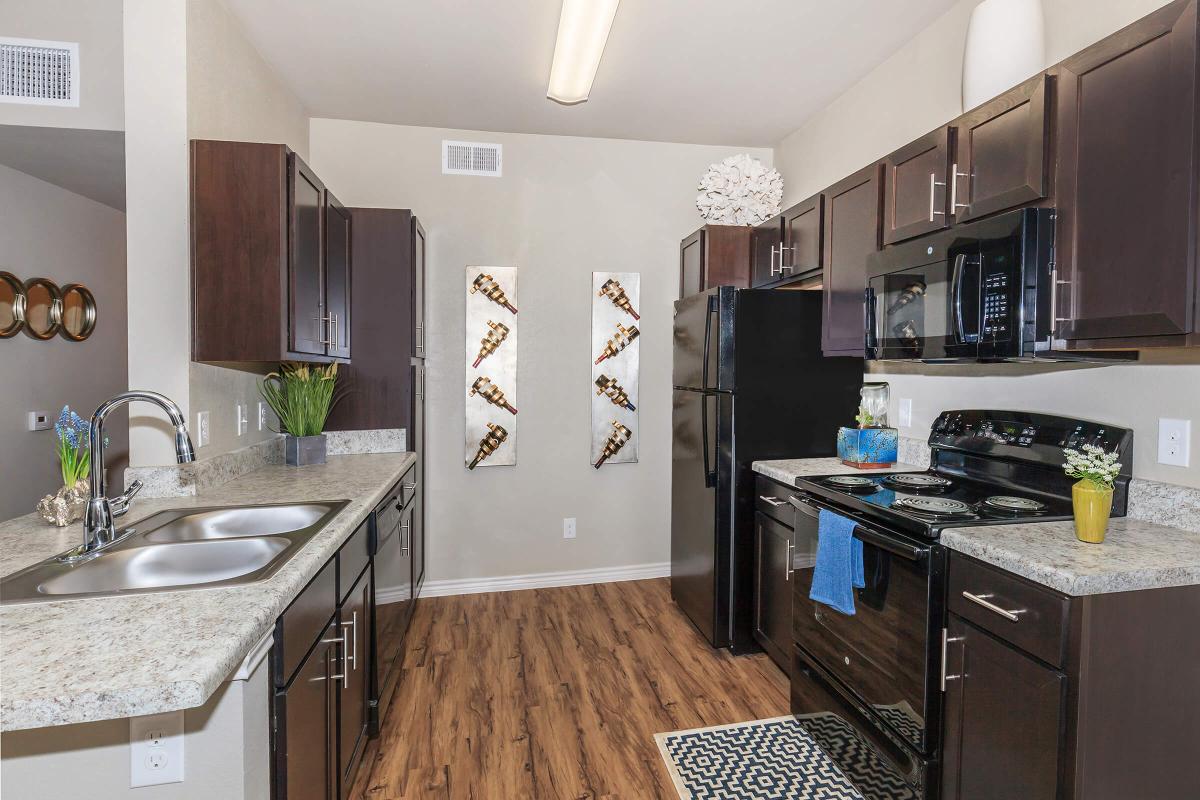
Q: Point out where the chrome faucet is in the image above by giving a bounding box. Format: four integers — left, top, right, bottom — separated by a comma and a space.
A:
64, 391, 196, 561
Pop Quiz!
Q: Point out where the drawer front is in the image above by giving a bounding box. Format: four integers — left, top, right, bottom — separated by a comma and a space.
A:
338, 517, 371, 603
275, 559, 338, 688
948, 554, 1070, 667
755, 475, 796, 524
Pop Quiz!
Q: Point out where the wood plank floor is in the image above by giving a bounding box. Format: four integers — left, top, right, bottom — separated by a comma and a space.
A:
349, 578, 790, 799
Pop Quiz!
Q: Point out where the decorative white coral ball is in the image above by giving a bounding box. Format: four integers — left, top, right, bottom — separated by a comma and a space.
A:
696, 154, 783, 226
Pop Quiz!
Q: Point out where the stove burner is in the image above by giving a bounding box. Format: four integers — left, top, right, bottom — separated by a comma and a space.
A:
882, 473, 953, 491
983, 495, 1047, 513
823, 475, 879, 494
892, 495, 976, 518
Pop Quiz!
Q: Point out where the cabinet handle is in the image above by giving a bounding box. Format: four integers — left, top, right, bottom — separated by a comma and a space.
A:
315, 634, 348, 688
401, 521, 410, 555
951, 163, 970, 212
340, 611, 358, 671
928, 172, 947, 222
961, 591, 1023, 622
329, 312, 338, 350
416, 325, 424, 351
758, 495, 787, 507
785, 540, 795, 581
940, 627, 965, 691
1049, 267, 1073, 336
779, 245, 794, 274
769, 245, 779, 277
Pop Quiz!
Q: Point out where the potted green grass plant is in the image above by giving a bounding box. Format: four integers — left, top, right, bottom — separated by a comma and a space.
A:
260, 363, 341, 466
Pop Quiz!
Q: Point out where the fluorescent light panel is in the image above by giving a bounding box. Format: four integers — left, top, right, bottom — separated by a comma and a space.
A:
547, 0, 620, 105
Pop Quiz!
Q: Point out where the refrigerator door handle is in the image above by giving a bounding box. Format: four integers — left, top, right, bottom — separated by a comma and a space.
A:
701, 392, 716, 488
702, 293, 717, 391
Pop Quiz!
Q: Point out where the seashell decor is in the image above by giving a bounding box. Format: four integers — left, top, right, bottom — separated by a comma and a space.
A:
696, 154, 783, 226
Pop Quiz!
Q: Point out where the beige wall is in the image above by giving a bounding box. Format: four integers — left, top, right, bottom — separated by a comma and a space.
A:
773, 0, 1200, 489
310, 118, 769, 582
0, 0, 124, 132
0, 164, 128, 521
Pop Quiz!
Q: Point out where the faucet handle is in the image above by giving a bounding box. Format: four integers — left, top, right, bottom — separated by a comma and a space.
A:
110, 479, 144, 517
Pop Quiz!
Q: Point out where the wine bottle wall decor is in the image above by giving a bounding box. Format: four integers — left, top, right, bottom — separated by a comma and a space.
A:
465, 267, 518, 469
591, 273, 640, 467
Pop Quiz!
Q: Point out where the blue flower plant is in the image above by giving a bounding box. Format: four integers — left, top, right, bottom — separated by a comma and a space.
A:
54, 406, 104, 487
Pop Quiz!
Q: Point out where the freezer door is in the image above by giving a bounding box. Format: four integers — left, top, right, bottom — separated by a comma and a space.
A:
671, 388, 728, 646
673, 288, 727, 391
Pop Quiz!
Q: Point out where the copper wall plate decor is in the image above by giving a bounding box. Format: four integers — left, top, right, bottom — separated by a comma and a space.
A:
59, 283, 97, 341
0, 271, 25, 338
21, 277, 63, 340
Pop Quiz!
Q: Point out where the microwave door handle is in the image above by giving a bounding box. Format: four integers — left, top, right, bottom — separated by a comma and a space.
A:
951, 253, 967, 343
863, 287, 878, 357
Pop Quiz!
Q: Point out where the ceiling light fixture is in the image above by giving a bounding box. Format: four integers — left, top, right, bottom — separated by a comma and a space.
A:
546, 0, 620, 105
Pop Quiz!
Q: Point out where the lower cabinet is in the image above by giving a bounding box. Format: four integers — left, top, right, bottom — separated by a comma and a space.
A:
338, 569, 371, 799
277, 619, 341, 800
753, 510, 795, 671
940, 614, 1065, 800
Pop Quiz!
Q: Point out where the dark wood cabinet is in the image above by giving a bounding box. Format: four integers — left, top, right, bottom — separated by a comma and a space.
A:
782, 193, 823, 278
275, 618, 339, 800
191, 141, 351, 363
952, 74, 1051, 223
412, 217, 426, 359
1054, 0, 1200, 348
940, 614, 1065, 800
338, 568, 371, 800
821, 164, 881, 356
411, 364, 426, 597
679, 225, 752, 297
882, 127, 952, 244
750, 215, 783, 287
753, 510, 794, 671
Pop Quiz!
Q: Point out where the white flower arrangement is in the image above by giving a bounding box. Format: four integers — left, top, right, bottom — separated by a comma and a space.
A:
1062, 444, 1122, 488
696, 154, 783, 226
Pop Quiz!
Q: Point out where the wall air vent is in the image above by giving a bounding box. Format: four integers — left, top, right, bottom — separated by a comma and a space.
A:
442, 140, 503, 177
0, 37, 79, 107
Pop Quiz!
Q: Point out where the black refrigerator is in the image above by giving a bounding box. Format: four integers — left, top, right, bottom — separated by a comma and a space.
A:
671, 287, 863, 651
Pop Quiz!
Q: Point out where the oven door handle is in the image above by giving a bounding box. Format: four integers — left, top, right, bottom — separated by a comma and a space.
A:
789, 495, 928, 563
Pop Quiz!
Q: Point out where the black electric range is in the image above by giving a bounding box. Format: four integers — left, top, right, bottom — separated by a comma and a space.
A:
787, 410, 1133, 800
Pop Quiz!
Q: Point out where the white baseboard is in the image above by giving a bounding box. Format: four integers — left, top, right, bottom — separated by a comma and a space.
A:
375, 561, 670, 603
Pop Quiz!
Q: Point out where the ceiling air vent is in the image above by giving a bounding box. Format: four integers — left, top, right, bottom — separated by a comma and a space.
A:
0, 37, 79, 107
442, 140, 503, 177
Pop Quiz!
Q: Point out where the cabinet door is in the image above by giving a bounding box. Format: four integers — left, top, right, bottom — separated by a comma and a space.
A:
753, 511, 793, 672
412, 217, 427, 359
288, 153, 327, 357
954, 74, 1050, 223
941, 615, 1065, 800
680, 229, 704, 298
782, 194, 822, 277
821, 164, 881, 355
278, 620, 339, 800
750, 216, 783, 287
338, 570, 370, 799
1055, 0, 1198, 344
324, 193, 351, 360
882, 127, 951, 245
412, 363, 426, 597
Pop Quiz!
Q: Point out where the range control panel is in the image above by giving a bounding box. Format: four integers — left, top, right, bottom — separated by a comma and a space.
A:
931, 410, 1133, 468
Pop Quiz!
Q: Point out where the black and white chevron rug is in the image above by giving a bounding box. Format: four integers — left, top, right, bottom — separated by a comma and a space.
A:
655, 715, 866, 800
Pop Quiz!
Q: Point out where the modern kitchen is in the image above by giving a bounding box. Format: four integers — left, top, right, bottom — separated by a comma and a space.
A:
1, 1, 1199, 798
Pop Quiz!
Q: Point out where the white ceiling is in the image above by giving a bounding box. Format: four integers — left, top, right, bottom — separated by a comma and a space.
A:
224, 0, 960, 147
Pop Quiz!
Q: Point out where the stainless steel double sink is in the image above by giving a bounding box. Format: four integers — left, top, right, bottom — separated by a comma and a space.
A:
1, 501, 348, 605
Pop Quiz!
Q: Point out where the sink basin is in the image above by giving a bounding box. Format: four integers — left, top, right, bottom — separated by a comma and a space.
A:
143, 503, 335, 542
0, 500, 348, 604
37, 538, 291, 595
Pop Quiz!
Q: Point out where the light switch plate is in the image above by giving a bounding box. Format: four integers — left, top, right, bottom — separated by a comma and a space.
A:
130, 710, 184, 787
563, 517, 577, 539
1158, 418, 1191, 467
27, 411, 51, 431
195, 411, 210, 448
898, 399, 913, 428
235, 403, 248, 437
257, 401, 268, 431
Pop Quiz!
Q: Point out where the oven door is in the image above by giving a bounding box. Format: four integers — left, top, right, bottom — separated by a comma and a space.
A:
868, 248, 981, 361
789, 495, 941, 754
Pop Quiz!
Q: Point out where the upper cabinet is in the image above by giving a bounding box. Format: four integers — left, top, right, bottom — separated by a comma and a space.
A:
750, 215, 784, 287
191, 141, 352, 364
882, 127, 952, 245
678, 225, 752, 297
782, 193, 823, 279
1053, 0, 1200, 348
821, 164, 881, 356
952, 74, 1051, 223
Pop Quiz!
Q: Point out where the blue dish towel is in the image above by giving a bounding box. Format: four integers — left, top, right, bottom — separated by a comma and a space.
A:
809, 509, 866, 615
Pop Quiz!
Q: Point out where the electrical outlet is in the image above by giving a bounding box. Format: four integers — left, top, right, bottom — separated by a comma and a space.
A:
257, 401, 268, 431
27, 411, 51, 431
1158, 418, 1191, 467
235, 403, 248, 437
130, 711, 184, 787
195, 411, 210, 448
563, 517, 577, 539
898, 399, 913, 428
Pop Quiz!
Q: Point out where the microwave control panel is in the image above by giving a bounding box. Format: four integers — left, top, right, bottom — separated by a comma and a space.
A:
982, 272, 1012, 339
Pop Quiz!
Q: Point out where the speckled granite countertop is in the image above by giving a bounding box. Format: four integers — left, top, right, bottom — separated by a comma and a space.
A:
942, 518, 1200, 596
752, 458, 925, 486
0, 452, 415, 732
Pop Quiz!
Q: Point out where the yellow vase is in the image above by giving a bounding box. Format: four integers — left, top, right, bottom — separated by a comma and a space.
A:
1072, 480, 1113, 543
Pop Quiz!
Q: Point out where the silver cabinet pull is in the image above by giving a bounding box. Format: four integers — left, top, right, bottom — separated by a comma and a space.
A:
400, 521, 410, 555
758, 495, 788, 507
329, 312, 338, 350
1049, 267, 1072, 335
961, 591, 1023, 622
940, 628, 965, 690
929, 172, 947, 222
340, 611, 358, 671
315, 634, 348, 688
785, 540, 795, 581
951, 163, 970, 212
416, 325, 424, 352
769, 245, 781, 276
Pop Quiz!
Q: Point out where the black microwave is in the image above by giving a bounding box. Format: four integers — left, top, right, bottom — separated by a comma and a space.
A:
865, 208, 1062, 362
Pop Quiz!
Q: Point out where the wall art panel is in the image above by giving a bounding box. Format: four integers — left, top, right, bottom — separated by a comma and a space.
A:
465, 267, 518, 469
591, 272, 640, 467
